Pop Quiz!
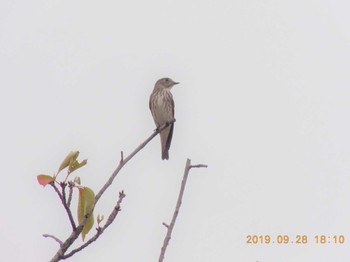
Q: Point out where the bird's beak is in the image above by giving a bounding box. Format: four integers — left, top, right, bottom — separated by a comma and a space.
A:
173, 82, 180, 85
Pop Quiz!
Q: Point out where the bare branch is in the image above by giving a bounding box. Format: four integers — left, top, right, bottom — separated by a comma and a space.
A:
66, 182, 74, 208
50, 222, 86, 262
50, 183, 76, 230
158, 159, 207, 262
51, 182, 63, 200
120, 151, 124, 163
94, 119, 175, 204
61, 182, 76, 230
190, 164, 208, 169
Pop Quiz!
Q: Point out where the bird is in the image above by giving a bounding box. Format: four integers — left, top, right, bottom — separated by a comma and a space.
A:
149, 77, 179, 160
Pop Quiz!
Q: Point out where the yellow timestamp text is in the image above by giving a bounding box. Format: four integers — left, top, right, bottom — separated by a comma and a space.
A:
246, 235, 345, 245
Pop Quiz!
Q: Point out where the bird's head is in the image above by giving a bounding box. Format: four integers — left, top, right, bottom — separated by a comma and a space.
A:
156, 77, 180, 89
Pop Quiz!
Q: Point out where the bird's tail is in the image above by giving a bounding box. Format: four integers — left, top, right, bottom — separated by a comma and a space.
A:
160, 124, 174, 160
162, 150, 169, 160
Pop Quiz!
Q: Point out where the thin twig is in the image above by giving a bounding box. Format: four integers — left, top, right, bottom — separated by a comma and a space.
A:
190, 164, 208, 168
51, 182, 63, 199
43, 234, 63, 246
50, 222, 86, 262
158, 159, 207, 262
62, 183, 77, 230
120, 151, 124, 163
95, 119, 175, 204
66, 182, 74, 208
50, 183, 76, 230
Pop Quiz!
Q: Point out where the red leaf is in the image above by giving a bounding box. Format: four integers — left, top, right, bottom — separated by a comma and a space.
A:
37, 174, 54, 187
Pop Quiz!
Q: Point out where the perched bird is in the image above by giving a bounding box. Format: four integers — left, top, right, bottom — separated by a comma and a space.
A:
149, 77, 179, 160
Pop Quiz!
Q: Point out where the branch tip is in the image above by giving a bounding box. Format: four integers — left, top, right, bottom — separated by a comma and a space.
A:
43, 234, 63, 246
119, 190, 126, 198
120, 151, 124, 163
190, 164, 208, 169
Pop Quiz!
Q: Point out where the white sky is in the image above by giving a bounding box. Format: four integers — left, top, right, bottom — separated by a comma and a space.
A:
2, 0, 350, 261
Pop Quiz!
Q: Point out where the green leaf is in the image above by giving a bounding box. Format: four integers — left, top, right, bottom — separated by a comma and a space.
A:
37, 174, 54, 187
77, 187, 95, 241
57, 151, 79, 174
68, 159, 88, 174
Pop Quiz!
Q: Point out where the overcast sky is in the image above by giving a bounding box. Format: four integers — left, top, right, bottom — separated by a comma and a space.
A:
2, 0, 350, 261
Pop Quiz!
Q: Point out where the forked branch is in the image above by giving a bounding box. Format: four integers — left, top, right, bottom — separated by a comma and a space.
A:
158, 159, 208, 262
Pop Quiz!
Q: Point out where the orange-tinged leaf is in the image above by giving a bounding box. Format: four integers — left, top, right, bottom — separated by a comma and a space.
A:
77, 187, 95, 241
58, 151, 79, 174
37, 174, 54, 187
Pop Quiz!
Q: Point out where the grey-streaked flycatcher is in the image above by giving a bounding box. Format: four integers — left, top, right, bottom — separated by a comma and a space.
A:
149, 77, 179, 160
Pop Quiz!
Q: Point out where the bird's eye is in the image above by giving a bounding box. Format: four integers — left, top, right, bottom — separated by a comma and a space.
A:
165, 78, 169, 82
